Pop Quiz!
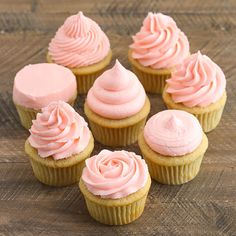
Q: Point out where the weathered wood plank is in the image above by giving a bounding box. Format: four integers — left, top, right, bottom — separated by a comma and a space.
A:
0, 12, 236, 35
34, 0, 236, 14
0, 163, 235, 235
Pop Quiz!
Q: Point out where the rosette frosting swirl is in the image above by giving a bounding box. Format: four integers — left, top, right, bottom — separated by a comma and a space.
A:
87, 60, 146, 119
48, 11, 110, 68
144, 110, 202, 156
29, 101, 90, 160
82, 149, 148, 199
130, 12, 189, 69
166, 51, 226, 107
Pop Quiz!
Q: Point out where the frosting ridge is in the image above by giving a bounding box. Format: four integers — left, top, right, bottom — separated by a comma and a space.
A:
87, 60, 146, 119
48, 11, 110, 68
82, 149, 148, 199
28, 101, 90, 160
144, 110, 202, 156
130, 12, 189, 69
166, 51, 226, 107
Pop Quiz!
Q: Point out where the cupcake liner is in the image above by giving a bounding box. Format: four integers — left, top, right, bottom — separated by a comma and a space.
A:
84, 97, 151, 147
73, 70, 106, 94
15, 104, 38, 129
14, 96, 76, 130
47, 51, 112, 94
162, 86, 227, 132
25, 135, 94, 187
128, 49, 172, 93
79, 175, 151, 225
88, 118, 147, 146
29, 159, 85, 186
138, 133, 208, 185
193, 106, 225, 133
144, 155, 203, 185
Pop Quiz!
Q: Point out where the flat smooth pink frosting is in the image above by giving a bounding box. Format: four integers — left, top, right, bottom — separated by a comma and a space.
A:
48, 11, 110, 68
130, 12, 189, 69
82, 149, 148, 199
87, 60, 146, 119
28, 101, 90, 160
13, 63, 77, 109
144, 110, 202, 156
166, 51, 226, 107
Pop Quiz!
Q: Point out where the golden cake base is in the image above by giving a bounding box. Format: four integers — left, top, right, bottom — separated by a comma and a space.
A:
25, 134, 94, 187
79, 175, 151, 225
128, 49, 172, 94
162, 85, 227, 132
138, 132, 208, 185
84, 97, 151, 147
47, 51, 112, 94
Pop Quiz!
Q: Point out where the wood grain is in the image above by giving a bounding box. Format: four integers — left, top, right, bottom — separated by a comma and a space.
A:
0, 0, 236, 235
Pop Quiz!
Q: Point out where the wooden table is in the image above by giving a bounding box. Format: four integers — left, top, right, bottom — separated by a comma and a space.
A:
0, 0, 236, 235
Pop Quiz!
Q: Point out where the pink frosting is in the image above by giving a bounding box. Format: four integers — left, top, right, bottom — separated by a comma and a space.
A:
13, 63, 77, 109
48, 11, 110, 68
144, 110, 202, 156
130, 12, 189, 69
82, 149, 148, 199
28, 101, 90, 160
166, 51, 226, 107
87, 60, 146, 119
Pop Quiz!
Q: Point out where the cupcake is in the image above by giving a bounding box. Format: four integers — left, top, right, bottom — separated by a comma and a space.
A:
25, 101, 94, 186
84, 59, 150, 146
138, 110, 208, 185
79, 149, 151, 225
47, 11, 112, 94
128, 12, 190, 93
13, 63, 77, 129
162, 51, 227, 132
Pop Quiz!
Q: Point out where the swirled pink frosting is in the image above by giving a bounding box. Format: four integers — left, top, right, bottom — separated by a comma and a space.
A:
48, 11, 110, 68
82, 149, 148, 199
166, 51, 226, 107
28, 101, 90, 160
87, 59, 146, 119
130, 12, 190, 69
144, 110, 202, 156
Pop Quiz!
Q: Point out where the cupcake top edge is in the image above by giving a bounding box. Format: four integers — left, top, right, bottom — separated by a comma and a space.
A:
86, 59, 146, 119
166, 51, 226, 107
81, 149, 149, 199
144, 109, 203, 156
13, 63, 77, 110
130, 12, 190, 69
28, 101, 90, 160
48, 11, 111, 68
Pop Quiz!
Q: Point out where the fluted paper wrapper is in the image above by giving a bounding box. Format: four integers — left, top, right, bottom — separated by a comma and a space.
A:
15, 104, 38, 129
79, 175, 151, 225
162, 86, 227, 132
128, 49, 171, 94
25, 135, 94, 187
84, 98, 150, 147
138, 133, 208, 185
47, 51, 112, 94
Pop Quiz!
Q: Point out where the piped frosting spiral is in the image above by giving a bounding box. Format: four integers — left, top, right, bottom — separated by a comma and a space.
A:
144, 110, 202, 156
48, 11, 110, 68
87, 60, 146, 119
130, 12, 189, 69
29, 101, 90, 160
166, 51, 226, 107
82, 149, 148, 199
